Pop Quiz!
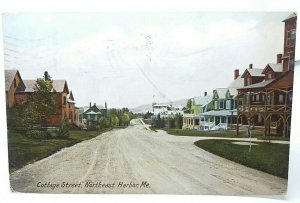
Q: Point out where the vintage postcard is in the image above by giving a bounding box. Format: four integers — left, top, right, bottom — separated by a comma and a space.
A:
2, 12, 297, 195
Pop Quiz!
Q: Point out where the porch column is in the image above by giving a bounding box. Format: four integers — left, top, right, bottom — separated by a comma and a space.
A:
283, 116, 286, 137
226, 116, 228, 130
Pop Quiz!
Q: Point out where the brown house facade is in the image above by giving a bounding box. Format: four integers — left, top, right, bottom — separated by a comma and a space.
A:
5, 70, 76, 126
236, 13, 296, 137
4, 69, 25, 108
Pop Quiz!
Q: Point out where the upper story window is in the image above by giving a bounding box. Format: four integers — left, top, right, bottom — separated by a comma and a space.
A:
219, 100, 224, 109
246, 77, 251, 86
279, 94, 284, 104
63, 96, 67, 105
13, 79, 17, 88
287, 29, 296, 47
256, 94, 260, 102
289, 55, 295, 71
214, 100, 218, 110
267, 72, 273, 80
226, 100, 231, 109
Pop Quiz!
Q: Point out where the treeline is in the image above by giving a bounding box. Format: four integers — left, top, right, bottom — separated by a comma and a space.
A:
87, 108, 133, 130
151, 114, 183, 129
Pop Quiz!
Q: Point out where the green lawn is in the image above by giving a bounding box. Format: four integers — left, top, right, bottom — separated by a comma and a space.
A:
166, 128, 290, 141
194, 139, 290, 178
7, 129, 111, 173
166, 128, 263, 138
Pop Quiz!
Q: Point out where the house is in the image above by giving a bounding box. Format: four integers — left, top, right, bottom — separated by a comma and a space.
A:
199, 70, 244, 131
236, 13, 296, 137
5, 70, 76, 126
152, 103, 184, 118
4, 69, 25, 108
182, 92, 213, 130
79, 102, 107, 127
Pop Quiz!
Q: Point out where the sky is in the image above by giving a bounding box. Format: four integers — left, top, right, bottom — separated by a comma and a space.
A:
2, 12, 290, 108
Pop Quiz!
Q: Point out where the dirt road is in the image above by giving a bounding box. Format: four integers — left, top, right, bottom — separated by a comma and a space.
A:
10, 119, 287, 195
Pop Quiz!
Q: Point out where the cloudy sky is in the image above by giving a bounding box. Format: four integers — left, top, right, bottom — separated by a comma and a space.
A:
2, 12, 290, 108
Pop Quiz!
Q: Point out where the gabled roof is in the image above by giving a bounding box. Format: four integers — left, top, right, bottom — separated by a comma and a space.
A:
214, 88, 228, 99
193, 95, 212, 106
67, 91, 75, 103
20, 79, 69, 93
241, 68, 264, 78
262, 63, 283, 74
283, 12, 297, 22
5, 69, 18, 91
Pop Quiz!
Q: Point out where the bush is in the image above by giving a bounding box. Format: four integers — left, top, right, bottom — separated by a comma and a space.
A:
25, 130, 49, 139
57, 119, 70, 138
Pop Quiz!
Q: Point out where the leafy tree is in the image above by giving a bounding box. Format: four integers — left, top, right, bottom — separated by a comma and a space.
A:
122, 113, 130, 126
111, 115, 119, 126
26, 73, 56, 128
185, 99, 192, 113
98, 117, 108, 129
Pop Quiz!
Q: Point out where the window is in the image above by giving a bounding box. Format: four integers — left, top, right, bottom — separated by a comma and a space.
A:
289, 55, 295, 71
219, 100, 224, 109
288, 92, 293, 104
13, 79, 17, 88
214, 101, 218, 109
287, 30, 296, 47
279, 94, 284, 104
63, 96, 67, 105
226, 100, 231, 109
267, 73, 273, 80
258, 115, 262, 123
246, 77, 251, 86
256, 94, 260, 102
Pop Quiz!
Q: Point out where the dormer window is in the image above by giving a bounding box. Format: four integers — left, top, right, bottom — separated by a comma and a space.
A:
267, 72, 273, 80
246, 77, 251, 86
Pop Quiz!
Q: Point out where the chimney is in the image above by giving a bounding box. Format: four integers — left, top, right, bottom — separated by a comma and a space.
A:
44, 71, 49, 80
204, 92, 207, 96
234, 69, 240, 80
94, 102, 96, 107
277, 53, 282, 64
105, 101, 107, 109
249, 64, 253, 69
89, 102, 91, 108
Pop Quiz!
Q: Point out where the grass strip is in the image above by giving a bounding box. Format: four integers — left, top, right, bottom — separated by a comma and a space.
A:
194, 139, 289, 178
7, 129, 111, 173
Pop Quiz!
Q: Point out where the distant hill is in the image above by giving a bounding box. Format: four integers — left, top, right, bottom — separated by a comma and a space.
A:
130, 98, 189, 114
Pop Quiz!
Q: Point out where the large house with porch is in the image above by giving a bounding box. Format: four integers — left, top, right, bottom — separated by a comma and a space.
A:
236, 13, 296, 137
199, 69, 244, 130
182, 93, 213, 130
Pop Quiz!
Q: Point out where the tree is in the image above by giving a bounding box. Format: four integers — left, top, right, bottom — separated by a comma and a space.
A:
98, 117, 108, 129
111, 115, 119, 126
122, 113, 130, 126
26, 73, 56, 127
185, 99, 192, 113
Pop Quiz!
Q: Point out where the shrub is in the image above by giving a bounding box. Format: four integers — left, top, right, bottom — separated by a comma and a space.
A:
25, 130, 49, 139
57, 119, 70, 138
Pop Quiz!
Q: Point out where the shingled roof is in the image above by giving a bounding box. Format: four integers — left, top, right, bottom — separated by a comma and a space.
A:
20, 79, 69, 93
262, 63, 283, 73
241, 68, 264, 78
5, 69, 18, 91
